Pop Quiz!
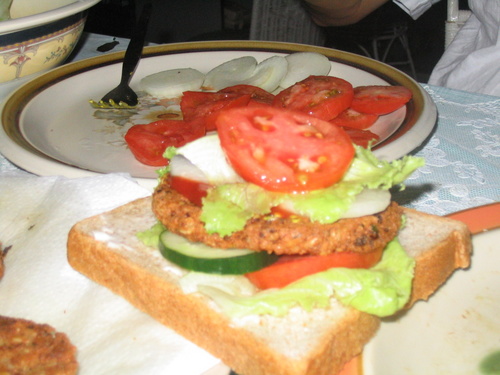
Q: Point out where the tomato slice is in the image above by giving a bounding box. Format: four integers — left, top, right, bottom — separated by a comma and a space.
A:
217, 106, 355, 193
169, 176, 211, 206
246, 248, 383, 289
329, 108, 379, 130
343, 128, 380, 148
273, 76, 354, 121
219, 84, 275, 105
180, 91, 252, 131
124, 119, 205, 166
350, 85, 412, 115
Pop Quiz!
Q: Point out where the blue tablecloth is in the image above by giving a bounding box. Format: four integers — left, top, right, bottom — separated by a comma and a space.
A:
393, 84, 500, 215
1, 33, 499, 215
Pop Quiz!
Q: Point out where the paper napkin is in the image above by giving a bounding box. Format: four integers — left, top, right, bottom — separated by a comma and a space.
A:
0, 173, 220, 375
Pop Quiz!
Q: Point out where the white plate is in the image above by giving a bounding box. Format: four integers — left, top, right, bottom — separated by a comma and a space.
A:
364, 202, 500, 375
0, 41, 437, 190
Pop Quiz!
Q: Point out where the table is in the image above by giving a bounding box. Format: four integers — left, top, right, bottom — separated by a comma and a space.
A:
392, 84, 500, 215
0, 32, 499, 375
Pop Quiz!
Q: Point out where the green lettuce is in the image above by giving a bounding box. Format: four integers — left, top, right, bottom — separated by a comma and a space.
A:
182, 237, 415, 318
136, 221, 166, 247
136, 221, 415, 318
200, 183, 285, 235
200, 146, 424, 234
341, 146, 425, 188
156, 146, 178, 179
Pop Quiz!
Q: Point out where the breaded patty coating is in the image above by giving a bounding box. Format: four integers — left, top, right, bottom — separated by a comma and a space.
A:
152, 181, 403, 255
0, 316, 78, 375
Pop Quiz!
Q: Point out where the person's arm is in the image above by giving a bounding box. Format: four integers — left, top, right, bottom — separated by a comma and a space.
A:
301, 0, 390, 26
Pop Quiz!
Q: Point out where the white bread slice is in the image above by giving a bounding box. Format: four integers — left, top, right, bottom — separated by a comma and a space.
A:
67, 197, 471, 375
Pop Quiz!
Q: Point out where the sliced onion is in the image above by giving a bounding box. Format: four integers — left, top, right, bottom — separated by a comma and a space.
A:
242, 56, 288, 92
175, 134, 244, 185
203, 56, 258, 90
279, 52, 331, 88
340, 189, 391, 218
279, 189, 391, 219
140, 68, 205, 98
169, 155, 208, 183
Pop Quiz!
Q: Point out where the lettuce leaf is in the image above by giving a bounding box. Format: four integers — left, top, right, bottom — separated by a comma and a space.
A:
341, 146, 425, 189
200, 146, 424, 234
136, 221, 166, 247
183, 237, 415, 318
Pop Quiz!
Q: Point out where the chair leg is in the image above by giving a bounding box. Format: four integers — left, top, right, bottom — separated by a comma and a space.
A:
372, 38, 380, 61
373, 28, 417, 79
397, 32, 417, 79
355, 43, 373, 58
381, 37, 397, 62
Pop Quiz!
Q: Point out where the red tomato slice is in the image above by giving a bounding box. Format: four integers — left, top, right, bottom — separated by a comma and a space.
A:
124, 119, 205, 166
246, 99, 273, 108
217, 106, 355, 193
273, 76, 354, 121
329, 108, 379, 130
343, 128, 380, 148
169, 176, 211, 206
350, 85, 412, 115
219, 84, 275, 105
246, 248, 383, 289
180, 91, 252, 131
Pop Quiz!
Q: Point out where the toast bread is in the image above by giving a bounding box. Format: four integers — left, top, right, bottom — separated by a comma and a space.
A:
67, 197, 471, 375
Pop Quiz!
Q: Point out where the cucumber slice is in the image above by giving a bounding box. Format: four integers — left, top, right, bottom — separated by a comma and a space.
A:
159, 231, 278, 275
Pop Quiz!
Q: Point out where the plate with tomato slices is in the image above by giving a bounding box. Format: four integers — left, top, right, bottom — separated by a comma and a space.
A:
0, 41, 436, 190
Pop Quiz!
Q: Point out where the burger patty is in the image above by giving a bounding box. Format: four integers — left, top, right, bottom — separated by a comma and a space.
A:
0, 316, 78, 375
152, 181, 403, 255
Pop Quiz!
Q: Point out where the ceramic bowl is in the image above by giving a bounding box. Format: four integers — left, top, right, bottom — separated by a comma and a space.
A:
0, 0, 100, 87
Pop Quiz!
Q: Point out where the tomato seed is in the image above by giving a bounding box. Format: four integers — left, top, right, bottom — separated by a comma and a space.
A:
297, 174, 309, 185
253, 116, 275, 132
317, 156, 328, 164
252, 147, 266, 163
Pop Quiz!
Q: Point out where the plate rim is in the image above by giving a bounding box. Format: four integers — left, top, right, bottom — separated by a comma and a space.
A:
0, 40, 437, 187
0, 0, 101, 34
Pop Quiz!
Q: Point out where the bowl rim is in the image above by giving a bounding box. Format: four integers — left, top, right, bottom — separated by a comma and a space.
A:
0, 0, 100, 34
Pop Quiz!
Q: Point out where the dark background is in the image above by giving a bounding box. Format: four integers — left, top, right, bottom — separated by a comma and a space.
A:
84, 0, 468, 83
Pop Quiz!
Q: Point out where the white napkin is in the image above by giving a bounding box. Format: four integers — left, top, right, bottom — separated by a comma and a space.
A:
0, 173, 220, 375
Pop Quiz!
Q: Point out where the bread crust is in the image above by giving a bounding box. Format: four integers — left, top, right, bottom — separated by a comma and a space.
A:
152, 180, 403, 255
67, 197, 472, 375
400, 208, 472, 307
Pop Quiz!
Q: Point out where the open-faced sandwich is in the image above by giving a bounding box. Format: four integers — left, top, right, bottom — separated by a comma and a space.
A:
68, 104, 471, 375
